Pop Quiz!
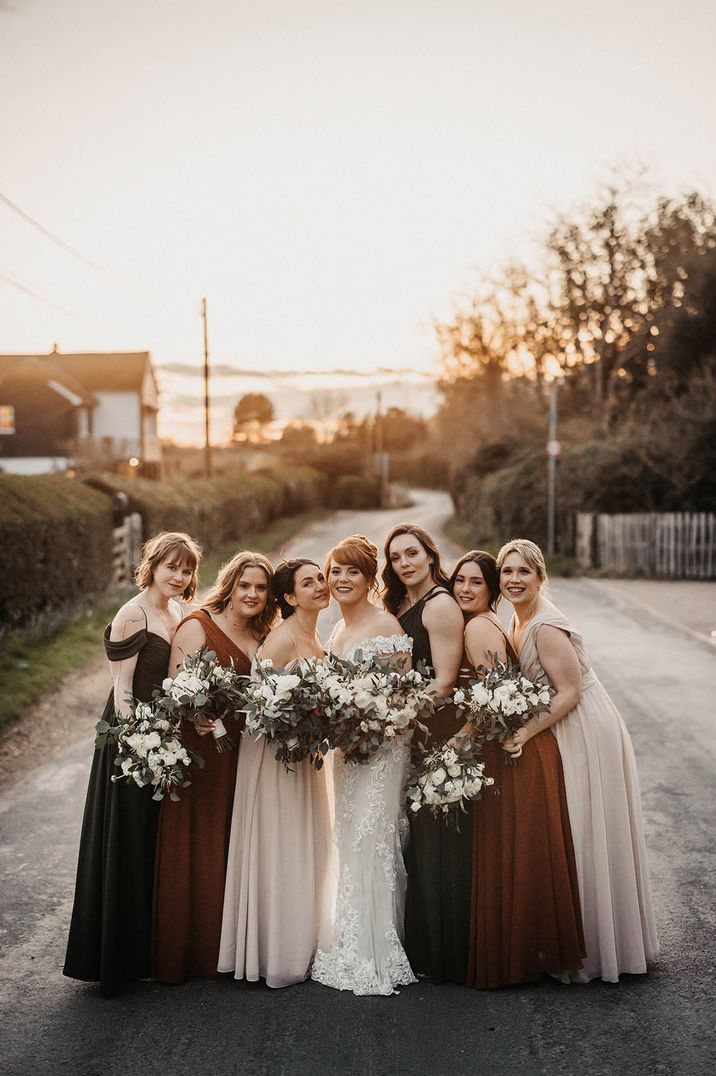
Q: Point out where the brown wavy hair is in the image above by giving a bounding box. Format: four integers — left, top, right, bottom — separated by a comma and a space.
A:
134, 531, 202, 601
324, 534, 379, 592
202, 551, 277, 637
449, 549, 501, 612
381, 523, 451, 615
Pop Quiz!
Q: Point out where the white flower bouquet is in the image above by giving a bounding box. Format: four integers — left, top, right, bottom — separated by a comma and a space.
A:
317, 650, 433, 765
453, 654, 554, 764
405, 738, 494, 824
160, 647, 245, 752
95, 698, 202, 801
241, 658, 330, 770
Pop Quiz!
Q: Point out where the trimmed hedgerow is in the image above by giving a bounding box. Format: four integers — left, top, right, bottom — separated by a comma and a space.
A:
83, 466, 328, 553
0, 475, 114, 628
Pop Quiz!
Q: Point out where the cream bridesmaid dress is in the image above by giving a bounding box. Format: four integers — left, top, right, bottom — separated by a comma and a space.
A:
217, 661, 331, 988
514, 607, 659, 983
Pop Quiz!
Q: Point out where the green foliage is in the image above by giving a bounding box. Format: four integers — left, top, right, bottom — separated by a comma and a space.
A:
0, 475, 114, 628
330, 474, 382, 510
390, 451, 450, 489
83, 466, 327, 553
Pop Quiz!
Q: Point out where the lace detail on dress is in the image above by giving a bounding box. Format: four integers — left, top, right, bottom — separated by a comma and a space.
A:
344, 634, 413, 661
311, 634, 417, 996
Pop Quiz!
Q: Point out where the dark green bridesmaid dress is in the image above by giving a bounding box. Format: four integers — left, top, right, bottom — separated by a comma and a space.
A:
63, 618, 169, 996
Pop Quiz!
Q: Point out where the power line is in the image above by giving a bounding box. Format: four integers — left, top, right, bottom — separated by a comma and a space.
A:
0, 271, 79, 319
0, 191, 114, 278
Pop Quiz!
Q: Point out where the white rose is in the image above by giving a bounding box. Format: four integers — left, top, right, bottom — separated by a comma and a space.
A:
539, 690, 552, 706
410, 800, 421, 812
470, 684, 490, 707
431, 767, 447, 785
447, 764, 461, 778
453, 688, 466, 706
273, 674, 301, 695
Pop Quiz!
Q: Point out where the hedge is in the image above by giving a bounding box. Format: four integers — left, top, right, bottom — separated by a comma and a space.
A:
83, 466, 328, 553
1, 466, 328, 631
0, 475, 114, 628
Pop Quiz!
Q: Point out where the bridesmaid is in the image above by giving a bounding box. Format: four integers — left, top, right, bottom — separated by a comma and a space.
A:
382, 523, 468, 984
218, 558, 331, 987
64, 531, 201, 996
152, 551, 277, 984
449, 550, 585, 988
499, 538, 659, 982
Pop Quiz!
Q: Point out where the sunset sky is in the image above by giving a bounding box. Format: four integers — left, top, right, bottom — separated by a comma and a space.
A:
2, 0, 715, 442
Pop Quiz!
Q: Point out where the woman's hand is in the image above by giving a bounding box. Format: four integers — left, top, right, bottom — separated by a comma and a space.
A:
195, 718, 216, 737
502, 724, 532, 758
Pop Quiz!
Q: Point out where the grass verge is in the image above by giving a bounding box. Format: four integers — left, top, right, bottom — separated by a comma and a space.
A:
0, 508, 327, 729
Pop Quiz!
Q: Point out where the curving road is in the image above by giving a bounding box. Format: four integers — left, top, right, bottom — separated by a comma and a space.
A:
0, 490, 714, 1075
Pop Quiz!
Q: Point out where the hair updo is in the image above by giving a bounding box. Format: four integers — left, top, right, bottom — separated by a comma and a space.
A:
272, 558, 320, 619
324, 534, 379, 590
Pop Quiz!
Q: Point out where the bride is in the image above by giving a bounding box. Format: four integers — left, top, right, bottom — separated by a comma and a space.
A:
311, 534, 417, 996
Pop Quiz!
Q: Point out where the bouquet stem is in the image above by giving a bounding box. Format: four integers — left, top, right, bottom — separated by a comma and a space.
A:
212, 718, 235, 754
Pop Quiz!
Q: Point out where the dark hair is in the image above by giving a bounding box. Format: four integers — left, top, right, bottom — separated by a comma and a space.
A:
381, 523, 451, 615
272, 558, 320, 619
325, 535, 379, 592
449, 550, 501, 612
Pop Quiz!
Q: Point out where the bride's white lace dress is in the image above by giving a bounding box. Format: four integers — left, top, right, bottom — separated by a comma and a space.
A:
311, 633, 417, 996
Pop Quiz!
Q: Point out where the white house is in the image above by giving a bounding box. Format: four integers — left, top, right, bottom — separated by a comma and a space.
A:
0, 348, 162, 475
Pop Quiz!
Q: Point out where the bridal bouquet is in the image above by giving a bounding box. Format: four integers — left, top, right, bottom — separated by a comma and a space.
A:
453, 655, 554, 764
95, 698, 202, 801
160, 647, 245, 752
316, 650, 433, 765
405, 738, 493, 824
241, 658, 330, 770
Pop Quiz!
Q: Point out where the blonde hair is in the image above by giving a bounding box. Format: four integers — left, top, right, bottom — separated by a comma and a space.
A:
202, 550, 277, 638
325, 534, 379, 591
134, 531, 202, 601
496, 538, 548, 586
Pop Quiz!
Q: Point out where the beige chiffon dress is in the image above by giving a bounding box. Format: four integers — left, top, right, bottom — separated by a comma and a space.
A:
514, 608, 659, 983
217, 662, 331, 988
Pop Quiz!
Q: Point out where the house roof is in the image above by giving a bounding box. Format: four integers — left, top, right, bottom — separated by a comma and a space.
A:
0, 350, 155, 393
0, 355, 96, 406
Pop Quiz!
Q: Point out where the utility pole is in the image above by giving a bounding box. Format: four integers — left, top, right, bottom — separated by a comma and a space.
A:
201, 297, 212, 477
546, 381, 561, 555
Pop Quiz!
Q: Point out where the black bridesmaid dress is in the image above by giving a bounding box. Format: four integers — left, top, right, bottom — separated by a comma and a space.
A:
399, 585, 473, 985
63, 618, 169, 996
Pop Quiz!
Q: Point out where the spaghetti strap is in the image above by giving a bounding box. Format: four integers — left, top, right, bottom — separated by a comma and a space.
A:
475, 613, 518, 664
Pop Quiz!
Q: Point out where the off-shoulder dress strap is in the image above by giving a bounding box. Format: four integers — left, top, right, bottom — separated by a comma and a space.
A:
103, 610, 148, 662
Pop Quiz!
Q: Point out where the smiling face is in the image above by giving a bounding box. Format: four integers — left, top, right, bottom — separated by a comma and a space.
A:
230, 566, 270, 619
328, 560, 371, 607
387, 533, 434, 589
499, 552, 541, 607
152, 552, 196, 600
286, 563, 330, 613
452, 560, 492, 616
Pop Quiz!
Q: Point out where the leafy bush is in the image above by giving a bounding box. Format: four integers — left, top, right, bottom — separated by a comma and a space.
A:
330, 475, 382, 510
0, 475, 113, 628
84, 466, 327, 552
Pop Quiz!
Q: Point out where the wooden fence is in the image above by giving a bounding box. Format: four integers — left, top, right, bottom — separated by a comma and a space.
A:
112, 513, 143, 587
576, 512, 716, 578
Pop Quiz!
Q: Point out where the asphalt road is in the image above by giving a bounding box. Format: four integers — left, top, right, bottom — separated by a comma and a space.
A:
1, 490, 714, 1076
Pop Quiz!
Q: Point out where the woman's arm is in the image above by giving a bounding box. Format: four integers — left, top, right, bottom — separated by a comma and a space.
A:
109, 605, 144, 718
464, 617, 507, 670
168, 618, 216, 735
503, 624, 582, 758
257, 628, 295, 668
423, 594, 464, 698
